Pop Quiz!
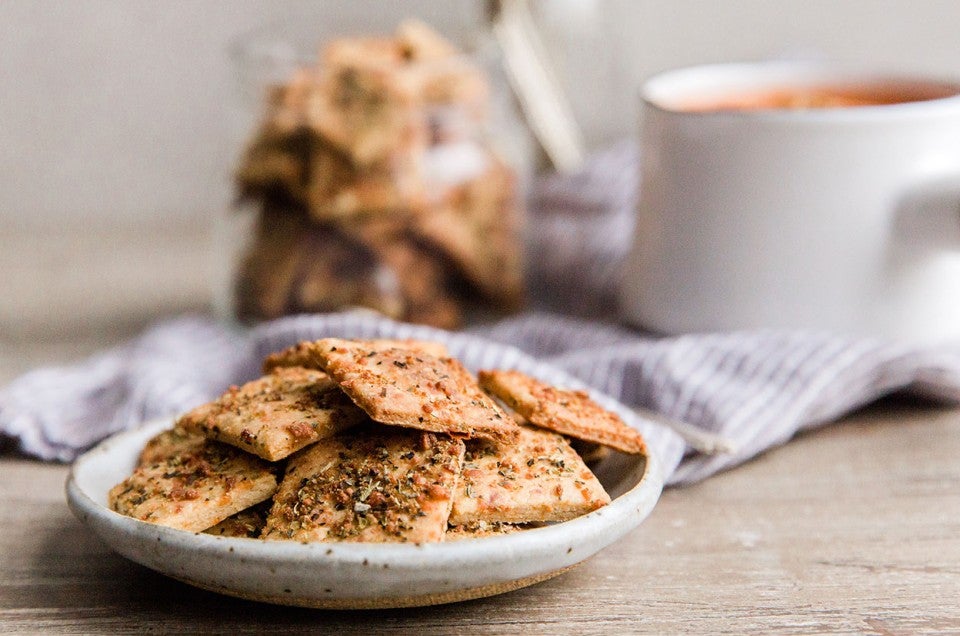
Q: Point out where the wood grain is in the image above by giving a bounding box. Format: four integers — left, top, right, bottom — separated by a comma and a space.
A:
2, 399, 958, 634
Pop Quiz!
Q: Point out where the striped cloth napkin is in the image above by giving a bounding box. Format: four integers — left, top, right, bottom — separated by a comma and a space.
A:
3, 310, 959, 485
3, 142, 960, 484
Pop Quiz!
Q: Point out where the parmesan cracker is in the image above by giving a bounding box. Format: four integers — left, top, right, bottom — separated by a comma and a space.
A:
479, 370, 648, 455
137, 425, 206, 466
444, 520, 521, 541
449, 425, 609, 525
307, 338, 519, 443
262, 427, 465, 543
262, 338, 450, 374
204, 501, 271, 538
109, 433, 278, 533
177, 367, 366, 461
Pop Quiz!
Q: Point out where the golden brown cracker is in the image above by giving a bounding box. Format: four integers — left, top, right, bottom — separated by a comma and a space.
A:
235, 124, 315, 203
449, 425, 609, 525
306, 63, 422, 167
262, 427, 464, 543
305, 144, 426, 219
109, 434, 278, 533
263, 338, 450, 374
479, 370, 647, 455
177, 367, 367, 462
444, 520, 521, 541
396, 19, 458, 61
204, 501, 271, 538
308, 338, 519, 443
137, 425, 206, 466
412, 161, 524, 310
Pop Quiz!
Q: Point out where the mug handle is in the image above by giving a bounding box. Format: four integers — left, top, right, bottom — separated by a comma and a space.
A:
894, 173, 960, 250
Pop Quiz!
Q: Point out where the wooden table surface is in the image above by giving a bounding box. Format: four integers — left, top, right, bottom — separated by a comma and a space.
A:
2, 225, 959, 634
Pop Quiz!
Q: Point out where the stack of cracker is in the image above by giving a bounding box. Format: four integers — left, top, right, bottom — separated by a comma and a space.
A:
110, 339, 647, 543
233, 20, 525, 329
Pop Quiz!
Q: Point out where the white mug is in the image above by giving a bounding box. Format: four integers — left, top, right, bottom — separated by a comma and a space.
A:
621, 62, 960, 344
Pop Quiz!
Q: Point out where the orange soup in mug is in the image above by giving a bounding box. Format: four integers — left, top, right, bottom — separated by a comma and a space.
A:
680, 83, 959, 111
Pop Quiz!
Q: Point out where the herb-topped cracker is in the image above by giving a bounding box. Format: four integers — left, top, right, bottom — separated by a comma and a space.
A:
449, 425, 609, 526
177, 367, 367, 462
305, 338, 520, 443
204, 501, 271, 539
262, 338, 450, 374
444, 520, 521, 541
109, 431, 278, 533
262, 428, 465, 543
110, 338, 621, 543
137, 425, 206, 466
478, 370, 648, 455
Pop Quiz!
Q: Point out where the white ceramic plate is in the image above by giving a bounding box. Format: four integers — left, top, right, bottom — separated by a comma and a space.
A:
67, 418, 662, 609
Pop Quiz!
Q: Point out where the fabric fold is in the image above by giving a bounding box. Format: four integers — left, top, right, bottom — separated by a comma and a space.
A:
4, 310, 959, 485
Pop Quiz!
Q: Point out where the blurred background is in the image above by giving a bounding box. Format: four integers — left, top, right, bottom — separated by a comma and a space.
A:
2, 0, 960, 376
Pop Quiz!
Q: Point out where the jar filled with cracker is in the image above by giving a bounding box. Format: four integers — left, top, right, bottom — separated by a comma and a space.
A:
221, 20, 530, 329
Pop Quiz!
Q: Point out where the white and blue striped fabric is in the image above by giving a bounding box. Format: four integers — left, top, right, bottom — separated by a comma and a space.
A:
3, 310, 959, 485
3, 141, 960, 484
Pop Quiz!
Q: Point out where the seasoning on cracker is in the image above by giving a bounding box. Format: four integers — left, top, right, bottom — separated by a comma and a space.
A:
137, 425, 207, 466
204, 501, 271, 539
263, 338, 449, 374
309, 338, 520, 443
449, 425, 609, 526
177, 367, 367, 462
262, 427, 464, 543
109, 432, 278, 533
112, 338, 623, 543
444, 520, 521, 541
479, 370, 648, 455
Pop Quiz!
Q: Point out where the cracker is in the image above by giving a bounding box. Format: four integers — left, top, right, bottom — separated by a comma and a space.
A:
233, 206, 310, 321
204, 501, 271, 538
307, 338, 519, 443
262, 427, 465, 543
449, 425, 609, 525
479, 370, 648, 455
336, 219, 467, 329
137, 425, 206, 466
395, 20, 489, 113
396, 19, 458, 61
402, 296, 463, 332
444, 520, 521, 541
235, 124, 315, 203
321, 36, 406, 71
263, 68, 314, 133
262, 338, 450, 374
306, 60, 421, 167
109, 433, 278, 533
361, 236, 464, 330
286, 226, 404, 319
412, 161, 524, 310
177, 367, 367, 462
305, 144, 427, 219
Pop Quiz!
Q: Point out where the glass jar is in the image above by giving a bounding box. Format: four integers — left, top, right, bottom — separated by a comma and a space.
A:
214, 18, 534, 330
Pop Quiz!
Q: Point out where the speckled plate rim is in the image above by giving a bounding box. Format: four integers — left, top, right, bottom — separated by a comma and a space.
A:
67, 418, 662, 609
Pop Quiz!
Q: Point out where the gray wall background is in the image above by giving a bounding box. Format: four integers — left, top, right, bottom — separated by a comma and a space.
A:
2, 0, 959, 228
